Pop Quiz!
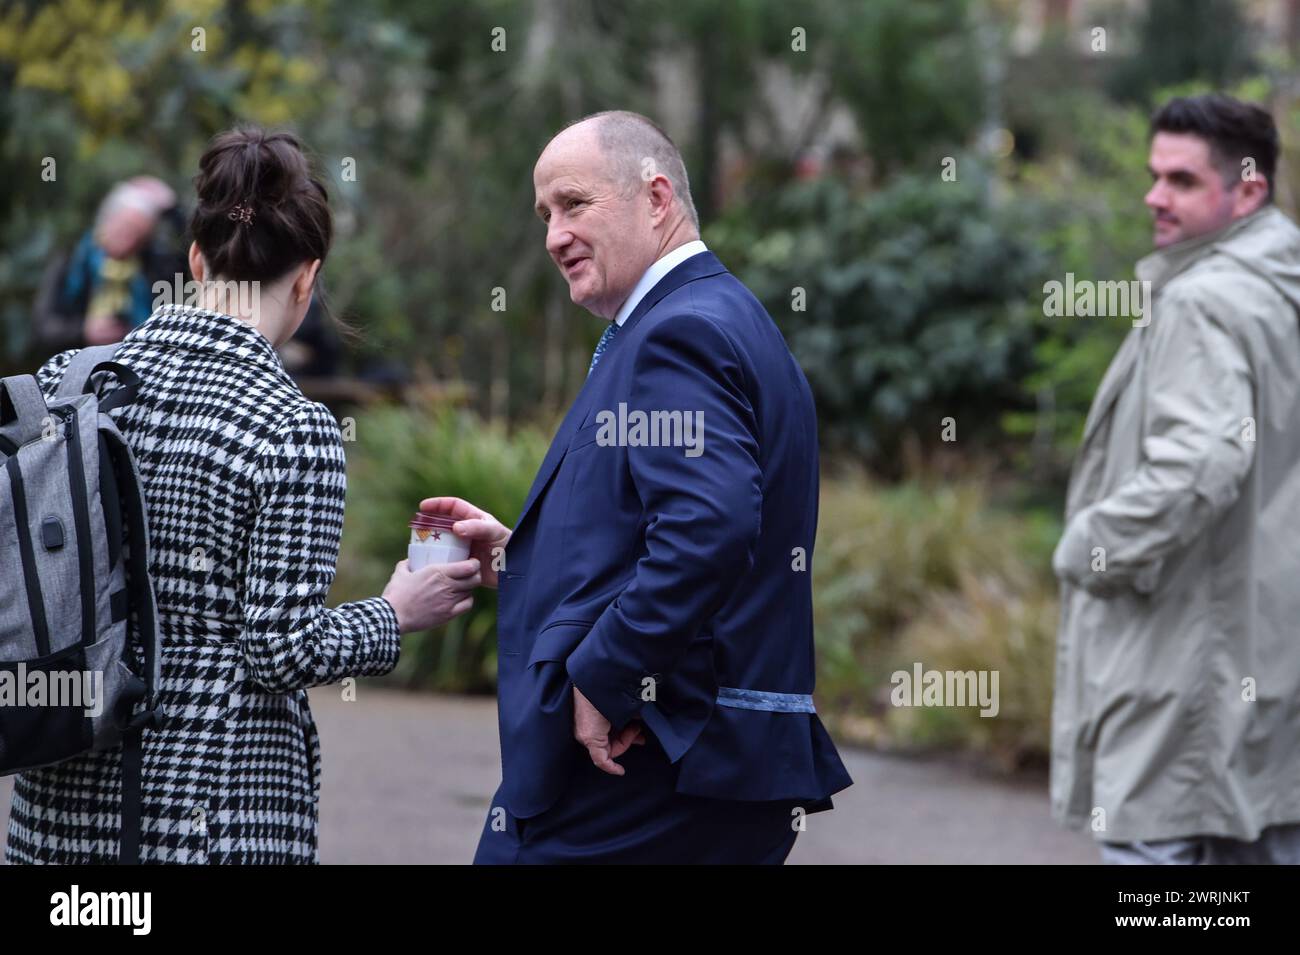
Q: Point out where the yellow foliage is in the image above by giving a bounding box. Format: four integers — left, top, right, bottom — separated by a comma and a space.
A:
1, 0, 311, 139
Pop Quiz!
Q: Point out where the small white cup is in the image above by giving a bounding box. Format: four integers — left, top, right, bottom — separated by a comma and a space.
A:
408, 514, 471, 570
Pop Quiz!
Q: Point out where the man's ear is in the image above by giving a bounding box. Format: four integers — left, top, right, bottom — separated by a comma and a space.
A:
293, 259, 322, 304
188, 241, 206, 282
647, 174, 676, 225
1234, 175, 1270, 217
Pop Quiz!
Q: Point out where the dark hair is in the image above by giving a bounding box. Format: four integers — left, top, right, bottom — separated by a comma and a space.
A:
189, 125, 332, 281
1150, 94, 1279, 199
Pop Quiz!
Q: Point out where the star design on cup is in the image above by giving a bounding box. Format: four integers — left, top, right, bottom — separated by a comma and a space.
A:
431, 530, 442, 541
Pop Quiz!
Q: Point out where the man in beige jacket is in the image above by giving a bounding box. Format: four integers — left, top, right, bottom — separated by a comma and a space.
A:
1052, 93, 1300, 864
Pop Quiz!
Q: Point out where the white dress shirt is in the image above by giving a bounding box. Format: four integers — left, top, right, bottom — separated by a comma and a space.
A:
612, 240, 709, 327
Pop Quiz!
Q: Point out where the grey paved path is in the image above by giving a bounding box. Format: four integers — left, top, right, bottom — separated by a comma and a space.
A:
1, 686, 1098, 864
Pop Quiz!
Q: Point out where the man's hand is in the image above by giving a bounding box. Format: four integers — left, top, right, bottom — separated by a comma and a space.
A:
572, 685, 645, 776
419, 496, 512, 589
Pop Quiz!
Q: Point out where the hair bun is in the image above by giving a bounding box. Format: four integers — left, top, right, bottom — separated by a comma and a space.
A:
189, 124, 332, 281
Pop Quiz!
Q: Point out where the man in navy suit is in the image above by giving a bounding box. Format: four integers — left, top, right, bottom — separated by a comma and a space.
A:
423, 110, 851, 864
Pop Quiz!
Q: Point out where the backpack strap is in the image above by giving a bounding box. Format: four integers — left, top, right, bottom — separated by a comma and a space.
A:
119, 717, 154, 865
102, 429, 162, 865
56, 344, 122, 400
59, 345, 143, 415
0, 375, 50, 448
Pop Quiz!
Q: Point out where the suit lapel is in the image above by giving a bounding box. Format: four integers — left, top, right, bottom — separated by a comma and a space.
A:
514, 389, 595, 528
512, 251, 728, 533
617, 251, 727, 338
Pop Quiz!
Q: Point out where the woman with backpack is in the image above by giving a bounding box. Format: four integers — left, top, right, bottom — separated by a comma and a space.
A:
4, 126, 477, 863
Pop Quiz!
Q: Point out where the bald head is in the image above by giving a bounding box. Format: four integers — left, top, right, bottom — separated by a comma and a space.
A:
534, 111, 701, 319
573, 111, 698, 229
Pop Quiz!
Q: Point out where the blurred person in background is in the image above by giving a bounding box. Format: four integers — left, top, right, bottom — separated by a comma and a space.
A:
1051, 93, 1300, 865
33, 176, 188, 350
32, 174, 343, 379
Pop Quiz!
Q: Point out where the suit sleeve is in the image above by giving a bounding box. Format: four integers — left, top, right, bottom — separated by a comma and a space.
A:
1053, 287, 1255, 596
566, 310, 763, 731
240, 402, 401, 692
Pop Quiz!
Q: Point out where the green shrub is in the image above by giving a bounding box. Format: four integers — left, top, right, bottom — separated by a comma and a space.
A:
813, 471, 1059, 765
708, 173, 1051, 468
887, 577, 1058, 769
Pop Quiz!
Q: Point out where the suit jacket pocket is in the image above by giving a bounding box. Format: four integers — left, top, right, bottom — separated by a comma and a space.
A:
527, 620, 594, 668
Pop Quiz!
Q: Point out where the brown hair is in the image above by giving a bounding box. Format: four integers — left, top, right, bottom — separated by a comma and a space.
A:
189, 125, 333, 281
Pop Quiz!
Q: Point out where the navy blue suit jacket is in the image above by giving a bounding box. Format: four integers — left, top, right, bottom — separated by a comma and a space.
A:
494, 251, 852, 819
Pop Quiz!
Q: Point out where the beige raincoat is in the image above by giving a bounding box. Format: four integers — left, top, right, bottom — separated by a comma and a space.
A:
1052, 205, 1300, 843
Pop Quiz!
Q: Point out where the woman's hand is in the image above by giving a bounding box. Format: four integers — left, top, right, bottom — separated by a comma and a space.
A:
381, 558, 480, 634
419, 497, 512, 589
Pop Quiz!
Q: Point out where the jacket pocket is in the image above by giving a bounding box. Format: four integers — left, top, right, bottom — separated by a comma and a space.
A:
527, 620, 594, 668
0, 642, 94, 772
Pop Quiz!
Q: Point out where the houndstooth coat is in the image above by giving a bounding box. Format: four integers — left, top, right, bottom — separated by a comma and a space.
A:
5, 303, 400, 864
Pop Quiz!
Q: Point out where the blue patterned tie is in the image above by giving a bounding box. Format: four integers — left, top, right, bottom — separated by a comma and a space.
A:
587, 321, 620, 376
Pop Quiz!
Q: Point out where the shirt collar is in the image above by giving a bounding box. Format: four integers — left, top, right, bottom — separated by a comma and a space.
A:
1135, 206, 1274, 292
612, 240, 709, 327
126, 302, 291, 379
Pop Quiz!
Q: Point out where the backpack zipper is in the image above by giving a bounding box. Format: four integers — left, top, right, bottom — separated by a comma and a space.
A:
51, 405, 96, 649
5, 455, 51, 657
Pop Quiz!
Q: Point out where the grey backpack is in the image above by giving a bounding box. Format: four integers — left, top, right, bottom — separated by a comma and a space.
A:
0, 344, 161, 863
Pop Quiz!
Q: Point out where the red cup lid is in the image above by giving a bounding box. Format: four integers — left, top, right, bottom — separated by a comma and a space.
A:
410, 512, 459, 531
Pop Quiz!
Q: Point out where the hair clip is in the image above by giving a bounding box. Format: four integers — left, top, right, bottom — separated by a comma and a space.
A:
228, 203, 255, 224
